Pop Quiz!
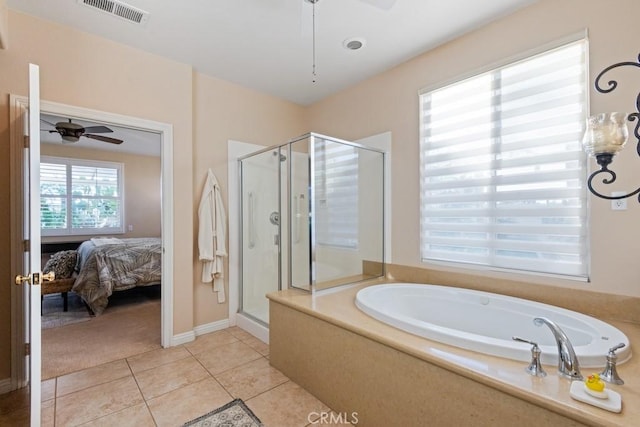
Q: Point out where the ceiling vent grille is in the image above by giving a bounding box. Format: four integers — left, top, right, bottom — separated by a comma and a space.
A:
77, 0, 149, 25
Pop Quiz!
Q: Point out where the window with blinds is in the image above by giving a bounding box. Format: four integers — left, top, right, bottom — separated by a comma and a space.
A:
314, 139, 359, 249
40, 156, 125, 236
419, 39, 588, 278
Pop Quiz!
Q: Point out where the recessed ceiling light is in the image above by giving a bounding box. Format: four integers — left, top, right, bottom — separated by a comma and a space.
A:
343, 37, 366, 51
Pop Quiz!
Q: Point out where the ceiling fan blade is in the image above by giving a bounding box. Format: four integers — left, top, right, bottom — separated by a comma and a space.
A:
82, 125, 113, 134
40, 118, 57, 127
84, 134, 123, 144
359, 0, 397, 10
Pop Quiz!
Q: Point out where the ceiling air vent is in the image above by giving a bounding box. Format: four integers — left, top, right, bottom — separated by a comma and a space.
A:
77, 0, 150, 25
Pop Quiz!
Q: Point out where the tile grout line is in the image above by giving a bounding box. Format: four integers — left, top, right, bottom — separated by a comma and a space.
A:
244, 377, 292, 404
133, 366, 218, 405
125, 356, 159, 426
53, 378, 57, 427
127, 345, 193, 376
189, 350, 236, 398
53, 357, 131, 399
56, 360, 147, 427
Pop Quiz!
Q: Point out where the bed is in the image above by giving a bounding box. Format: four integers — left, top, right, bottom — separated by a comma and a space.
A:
72, 237, 162, 315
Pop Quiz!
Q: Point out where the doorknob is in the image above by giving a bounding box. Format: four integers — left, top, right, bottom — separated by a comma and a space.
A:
15, 274, 31, 285
14, 271, 54, 286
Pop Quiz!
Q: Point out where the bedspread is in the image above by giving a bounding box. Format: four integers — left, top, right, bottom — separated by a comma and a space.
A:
73, 237, 162, 315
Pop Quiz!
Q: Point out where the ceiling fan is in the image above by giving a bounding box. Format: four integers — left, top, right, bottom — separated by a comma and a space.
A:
41, 118, 123, 145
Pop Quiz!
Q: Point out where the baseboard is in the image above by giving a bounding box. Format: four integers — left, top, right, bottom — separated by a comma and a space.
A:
194, 319, 230, 336
170, 319, 230, 346
0, 378, 13, 394
236, 314, 269, 344
170, 330, 196, 346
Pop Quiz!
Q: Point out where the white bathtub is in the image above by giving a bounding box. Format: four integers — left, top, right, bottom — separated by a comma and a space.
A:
355, 283, 631, 368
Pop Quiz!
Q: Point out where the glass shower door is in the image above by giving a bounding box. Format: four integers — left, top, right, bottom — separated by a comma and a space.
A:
240, 149, 283, 324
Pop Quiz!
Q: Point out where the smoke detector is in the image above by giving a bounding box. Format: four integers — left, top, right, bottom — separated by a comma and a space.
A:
77, 0, 150, 25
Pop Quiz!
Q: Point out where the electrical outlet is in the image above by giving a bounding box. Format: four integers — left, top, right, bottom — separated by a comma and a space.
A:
611, 192, 627, 211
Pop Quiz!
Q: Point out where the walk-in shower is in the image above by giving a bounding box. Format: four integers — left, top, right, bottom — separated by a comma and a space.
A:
238, 133, 385, 325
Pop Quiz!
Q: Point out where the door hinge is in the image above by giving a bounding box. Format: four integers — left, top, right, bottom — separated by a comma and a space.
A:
24, 343, 30, 356
23, 239, 30, 252
23, 135, 29, 148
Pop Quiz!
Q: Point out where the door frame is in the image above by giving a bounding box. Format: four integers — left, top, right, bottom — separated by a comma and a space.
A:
9, 95, 174, 389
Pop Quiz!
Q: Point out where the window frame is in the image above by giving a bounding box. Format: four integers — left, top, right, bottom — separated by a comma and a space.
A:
418, 35, 589, 280
40, 155, 126, 237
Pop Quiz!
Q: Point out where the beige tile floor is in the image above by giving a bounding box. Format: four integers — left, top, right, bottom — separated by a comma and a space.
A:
0, 327, 353, 427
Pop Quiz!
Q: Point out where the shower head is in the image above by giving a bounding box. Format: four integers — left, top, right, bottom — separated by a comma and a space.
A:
273, 151, 287, 161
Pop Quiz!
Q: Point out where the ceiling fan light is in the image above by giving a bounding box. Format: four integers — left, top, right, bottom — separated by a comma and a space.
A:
61, 135, 79, 143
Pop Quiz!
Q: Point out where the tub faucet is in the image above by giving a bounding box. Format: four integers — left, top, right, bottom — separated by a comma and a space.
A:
533, 317, 583, 380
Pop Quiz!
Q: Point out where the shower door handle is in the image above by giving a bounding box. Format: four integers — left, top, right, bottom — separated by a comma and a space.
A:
248, 192, 256, 249
294, 195, 303, 244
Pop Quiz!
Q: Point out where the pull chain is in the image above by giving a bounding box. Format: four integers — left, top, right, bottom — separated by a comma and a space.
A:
312, 0, 317, 83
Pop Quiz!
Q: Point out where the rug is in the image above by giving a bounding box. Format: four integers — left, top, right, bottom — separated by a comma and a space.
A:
41, 292, 92, 329
183, 399, 262, 427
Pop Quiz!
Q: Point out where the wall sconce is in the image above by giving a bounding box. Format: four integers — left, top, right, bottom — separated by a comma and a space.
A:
582, 55, 640, 200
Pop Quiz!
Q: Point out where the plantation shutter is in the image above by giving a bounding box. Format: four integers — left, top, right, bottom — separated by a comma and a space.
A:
71, 165, 122, 230
314, 138, 359, 248
40, 162, 68, 230
419, 39, 588, 278
40, 156, 124, 236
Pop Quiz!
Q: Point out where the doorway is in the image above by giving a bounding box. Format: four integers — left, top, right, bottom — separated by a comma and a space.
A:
9, 96, 174, 389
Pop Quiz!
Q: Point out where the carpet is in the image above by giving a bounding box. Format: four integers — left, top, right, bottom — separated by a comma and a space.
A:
41, 292, 91, 329
42, 286, 161, 379
183, 399, 262, 427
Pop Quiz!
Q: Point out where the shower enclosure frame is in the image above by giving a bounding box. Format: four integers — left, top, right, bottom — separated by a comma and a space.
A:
238, 132, 386, 326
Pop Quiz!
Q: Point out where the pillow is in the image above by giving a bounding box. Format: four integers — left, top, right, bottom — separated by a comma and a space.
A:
43, 250, 78, 280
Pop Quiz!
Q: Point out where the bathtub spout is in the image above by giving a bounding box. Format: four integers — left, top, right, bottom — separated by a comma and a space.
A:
533, 317, 583, 380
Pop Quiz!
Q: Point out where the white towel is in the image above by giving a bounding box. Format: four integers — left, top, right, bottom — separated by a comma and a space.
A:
198, 168, 227, 303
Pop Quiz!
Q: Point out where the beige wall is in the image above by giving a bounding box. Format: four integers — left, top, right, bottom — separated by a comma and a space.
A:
0, 10, 305, 381
0, 10, 193, 379
192, 72, 307, 326
308, 0, 640, 299
40, 144, 161, 242
0, 0, 7, 49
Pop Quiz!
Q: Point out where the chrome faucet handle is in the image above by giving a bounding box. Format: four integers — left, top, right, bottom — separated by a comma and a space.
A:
609, 343, 626, 354
600, 343, 625, 385
512, 336, 547, 377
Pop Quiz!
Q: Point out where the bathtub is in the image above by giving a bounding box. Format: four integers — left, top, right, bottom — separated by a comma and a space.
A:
355, 283, 631, 368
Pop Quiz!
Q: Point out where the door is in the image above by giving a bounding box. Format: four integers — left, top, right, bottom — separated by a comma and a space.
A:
239, 148, 282, 324
14, 63, 43, 427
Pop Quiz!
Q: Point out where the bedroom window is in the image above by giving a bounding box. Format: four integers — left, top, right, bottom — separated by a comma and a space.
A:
314, 139, 359, 249
419, 38, 588, 278
40, 156, 125, 236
